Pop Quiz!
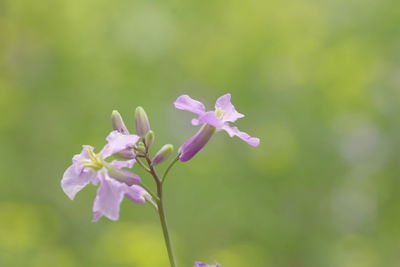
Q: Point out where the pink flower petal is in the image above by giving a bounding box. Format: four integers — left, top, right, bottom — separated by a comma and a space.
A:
215, 94, 244, 122
61, 145, 96, 200
61, 164, 94, 200
222, 125, 260, 147
195, 111, 225, 129
174, 95, 206, 115
101, 131, 140, 158
92, 171, 129, 222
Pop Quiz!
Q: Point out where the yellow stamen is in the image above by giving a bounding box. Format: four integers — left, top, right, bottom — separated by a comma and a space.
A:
215, 108, 224, 119
80, 147, 103, 170
86, 147, 98, 162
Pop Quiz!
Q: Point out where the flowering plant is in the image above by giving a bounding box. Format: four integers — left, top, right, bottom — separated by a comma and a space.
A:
61, 94, 259, 267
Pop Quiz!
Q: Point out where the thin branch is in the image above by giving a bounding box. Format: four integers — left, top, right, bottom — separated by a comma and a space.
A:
162, 155, 180, 183
135, 157, 151, 173
144, 153, 161, 184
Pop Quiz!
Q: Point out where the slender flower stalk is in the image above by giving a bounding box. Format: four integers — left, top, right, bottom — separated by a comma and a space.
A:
162, 156, 180, 182
156, 179, 177, 267
138, 148, 178, 267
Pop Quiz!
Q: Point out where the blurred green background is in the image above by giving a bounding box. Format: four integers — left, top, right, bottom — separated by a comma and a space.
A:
1, 0, 399, 266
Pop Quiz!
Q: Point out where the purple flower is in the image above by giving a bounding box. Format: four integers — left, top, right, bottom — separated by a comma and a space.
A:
195, 262, 221, 267
61, 131, 152, 222
175, 94, 260, 161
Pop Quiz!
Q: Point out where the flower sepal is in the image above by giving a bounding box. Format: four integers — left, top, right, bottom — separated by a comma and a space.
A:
179, 124, 216, 162
105, 164, 141, 185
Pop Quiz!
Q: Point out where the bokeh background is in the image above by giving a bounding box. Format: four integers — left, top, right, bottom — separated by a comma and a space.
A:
1, 0, 399, 266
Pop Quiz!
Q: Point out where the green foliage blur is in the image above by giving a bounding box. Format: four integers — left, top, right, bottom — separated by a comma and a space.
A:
1, 0, 399, 266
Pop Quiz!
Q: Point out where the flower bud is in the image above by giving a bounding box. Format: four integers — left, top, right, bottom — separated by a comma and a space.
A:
107, 166, 141, 185
111, 110, 129, 134
152, 144, 174, 165
179, 124, 216, 162
135, 106, 151, 137
145, 130, 155, 148
136, 142, 146, 154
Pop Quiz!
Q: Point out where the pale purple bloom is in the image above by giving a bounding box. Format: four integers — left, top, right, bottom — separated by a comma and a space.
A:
61, 131, 152, 222
175, 94, 260, 161
195, 262, 221, 267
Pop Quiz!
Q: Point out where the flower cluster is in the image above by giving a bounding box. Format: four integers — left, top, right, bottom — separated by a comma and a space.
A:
61, 93, 260, 267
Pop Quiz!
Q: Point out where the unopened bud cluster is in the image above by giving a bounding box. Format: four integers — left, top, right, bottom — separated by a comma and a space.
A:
110, 107, 175, 167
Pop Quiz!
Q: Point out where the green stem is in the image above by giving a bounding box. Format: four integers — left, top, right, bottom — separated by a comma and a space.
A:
156, 182, 177, 267
135, 157, 151, 172
144, 154, 178, 267
162, 155, 180, 183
